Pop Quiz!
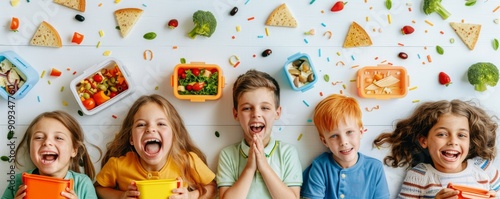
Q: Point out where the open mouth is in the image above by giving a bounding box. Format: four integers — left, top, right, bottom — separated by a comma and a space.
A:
143, 139, 162, 155
41, 152, 58, 164
250, 123, 265, 133
441, 150, 460, 160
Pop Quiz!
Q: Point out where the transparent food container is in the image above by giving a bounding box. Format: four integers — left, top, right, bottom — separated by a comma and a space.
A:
70, 58, 134, 115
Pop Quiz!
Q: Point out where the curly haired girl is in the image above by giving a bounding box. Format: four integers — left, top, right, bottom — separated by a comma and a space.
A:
373, 99, 499, 199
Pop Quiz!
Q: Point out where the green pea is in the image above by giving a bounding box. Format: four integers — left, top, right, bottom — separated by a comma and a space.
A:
144, 32, 157, 40
1, 156, 8, 162
215, 131, 220, 137
8, 130, 14, 140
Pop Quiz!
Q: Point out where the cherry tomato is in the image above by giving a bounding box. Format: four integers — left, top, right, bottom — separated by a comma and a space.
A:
192, 82, 204, 91
82, 98, 96, 110
210, 68, 218, 74
186, 85, 193, 91
10, 17, 19, 31
93, 73, 103, 83
178, 68, 185, 75
71, 32, 84, 44
178, 68, 187, 79
192, 68, 200, 76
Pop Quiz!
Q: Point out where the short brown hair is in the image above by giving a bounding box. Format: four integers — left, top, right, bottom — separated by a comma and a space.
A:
232, 69, 280, 109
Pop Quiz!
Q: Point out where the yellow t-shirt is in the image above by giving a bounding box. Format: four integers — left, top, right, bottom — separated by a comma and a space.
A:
96, 151, 215, 191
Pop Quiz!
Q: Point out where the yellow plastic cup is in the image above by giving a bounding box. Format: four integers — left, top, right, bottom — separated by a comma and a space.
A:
135, 179, 179, 199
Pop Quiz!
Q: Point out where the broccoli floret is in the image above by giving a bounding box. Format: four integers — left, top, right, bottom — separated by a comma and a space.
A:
467, 62, 499, 92
423, 0, 451, 20
188, 10, 217, 39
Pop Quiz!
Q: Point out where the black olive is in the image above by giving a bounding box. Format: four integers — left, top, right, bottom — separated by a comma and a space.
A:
230, 7, 238, 16
262, 49, 272, 57
75, 14, 85, 22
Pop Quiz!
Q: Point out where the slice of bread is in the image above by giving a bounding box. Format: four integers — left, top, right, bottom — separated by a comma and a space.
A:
115, 8, 143, 38
450, 22, 481, 50
343, 22, 373, 48
265, 3, 297, 28
53, 0, 85, 12
30, 21, 62, 48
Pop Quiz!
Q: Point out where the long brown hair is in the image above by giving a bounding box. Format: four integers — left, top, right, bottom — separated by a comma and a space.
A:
373, 99, 497, 169
101, 94, 209, 196
15, 110, 101, 180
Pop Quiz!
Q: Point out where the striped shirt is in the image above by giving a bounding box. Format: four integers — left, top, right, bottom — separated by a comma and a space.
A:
397, 157, 500, 199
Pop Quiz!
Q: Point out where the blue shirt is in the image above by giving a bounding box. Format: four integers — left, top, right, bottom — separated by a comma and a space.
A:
301, 152, 390, 199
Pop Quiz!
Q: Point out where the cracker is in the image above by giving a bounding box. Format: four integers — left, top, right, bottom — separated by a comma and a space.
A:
265, 3, 297, 28
53, 0, 86, 12
30, 21, 62, 48
343, 22, 373, 48
115, 8, 144, 38
373, 75, 400, 87
450, 22, 481, 50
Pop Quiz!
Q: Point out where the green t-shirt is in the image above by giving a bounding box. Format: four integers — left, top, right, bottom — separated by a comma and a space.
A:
216, 137, 303, 199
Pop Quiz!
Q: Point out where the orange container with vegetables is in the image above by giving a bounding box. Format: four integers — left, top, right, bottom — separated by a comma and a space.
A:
70, 58, 134, 115
171, 62, 224, 102
356, 65, 409, 99
22, 173, 73, 199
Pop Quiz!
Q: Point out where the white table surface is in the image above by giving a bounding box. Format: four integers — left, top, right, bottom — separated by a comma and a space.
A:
1, 0, 500, 198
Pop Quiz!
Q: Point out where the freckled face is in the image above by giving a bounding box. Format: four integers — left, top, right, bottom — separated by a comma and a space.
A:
29, 118, 76, 178
131, 102, 173, 171
320, 118, 363, 168
419, 113, 470, 173
233, 88, 281, 146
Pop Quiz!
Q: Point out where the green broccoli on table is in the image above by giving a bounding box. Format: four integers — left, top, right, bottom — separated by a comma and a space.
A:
423, 0, 451, 20
467, 62, 499, 92
188, 10, 217, 39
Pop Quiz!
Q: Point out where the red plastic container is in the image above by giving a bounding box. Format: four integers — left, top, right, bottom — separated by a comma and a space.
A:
22, 172, 73, 199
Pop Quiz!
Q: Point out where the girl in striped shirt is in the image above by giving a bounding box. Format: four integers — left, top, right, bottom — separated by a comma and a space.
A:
373, 99, 499, 199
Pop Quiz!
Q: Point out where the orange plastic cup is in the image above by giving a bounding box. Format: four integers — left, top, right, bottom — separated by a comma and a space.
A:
22, 172, 73, 199
135, 179, 180, 199
448, 183, 490, 199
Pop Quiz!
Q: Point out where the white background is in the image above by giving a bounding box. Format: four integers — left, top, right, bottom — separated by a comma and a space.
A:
2, 0, 500, 198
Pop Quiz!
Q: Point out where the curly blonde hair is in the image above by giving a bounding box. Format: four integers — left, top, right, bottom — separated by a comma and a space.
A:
373, 99, 497, 169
